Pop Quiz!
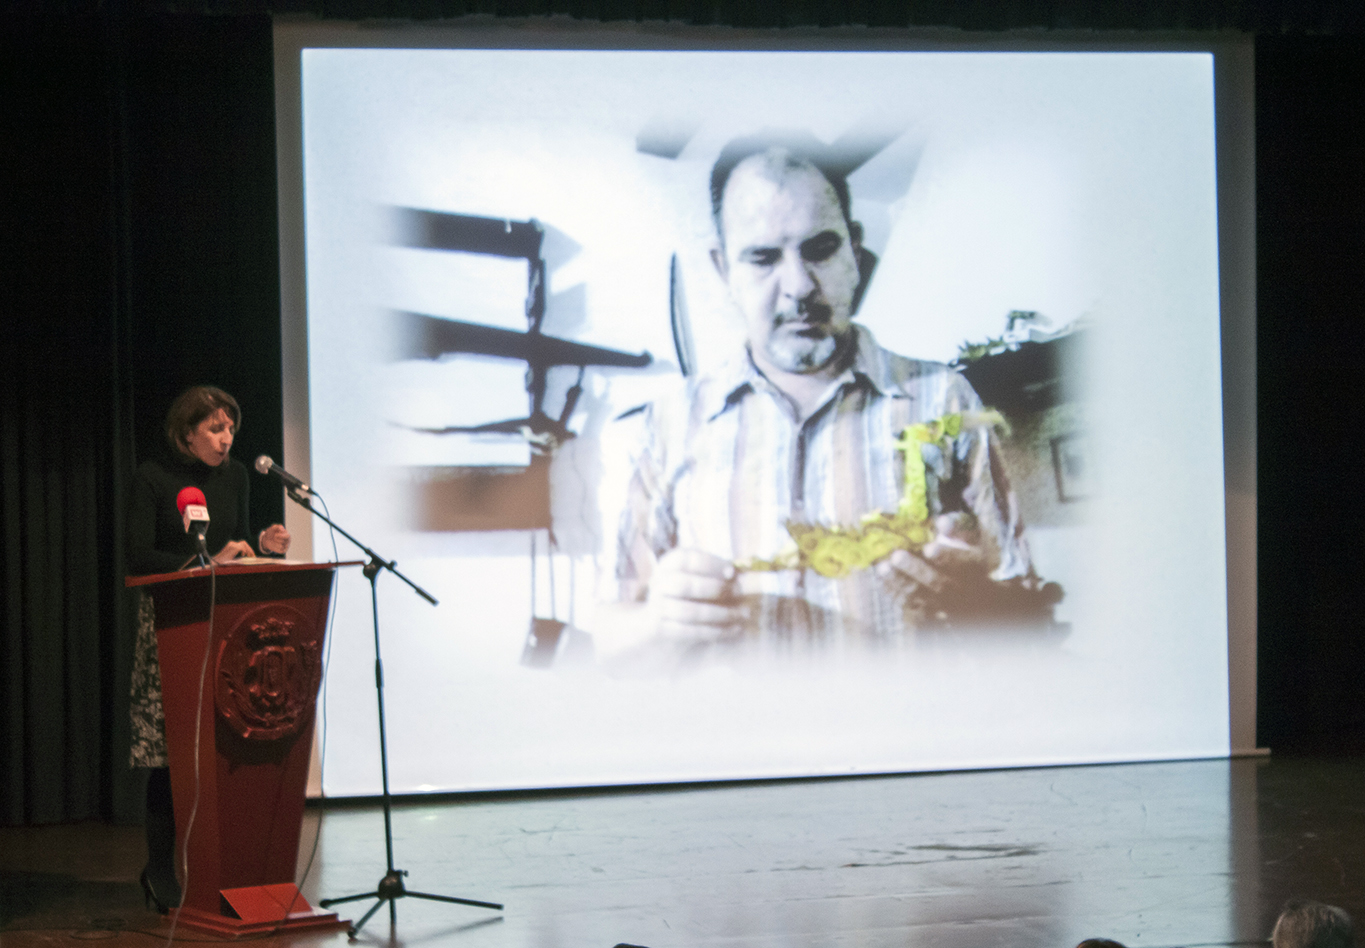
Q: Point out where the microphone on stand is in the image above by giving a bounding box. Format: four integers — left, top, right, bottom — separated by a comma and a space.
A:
255, 455, 312, 495
176, 486, 210, 563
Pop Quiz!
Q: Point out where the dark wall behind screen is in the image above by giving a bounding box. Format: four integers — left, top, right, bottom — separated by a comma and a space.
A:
1255, 35, 1365, 754
3, 7, 1365, 826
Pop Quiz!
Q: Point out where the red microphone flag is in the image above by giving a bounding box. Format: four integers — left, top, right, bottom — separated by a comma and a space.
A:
176, 487, 210, 538
176, 486, 207, 514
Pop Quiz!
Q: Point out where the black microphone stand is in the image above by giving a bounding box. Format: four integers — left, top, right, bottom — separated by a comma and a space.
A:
284, 488, 503, 936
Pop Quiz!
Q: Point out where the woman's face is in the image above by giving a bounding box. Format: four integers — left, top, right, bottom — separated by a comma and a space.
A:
185, 408, 235, 467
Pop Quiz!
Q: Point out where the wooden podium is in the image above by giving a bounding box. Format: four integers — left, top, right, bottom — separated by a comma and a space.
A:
126, 560, 357, 936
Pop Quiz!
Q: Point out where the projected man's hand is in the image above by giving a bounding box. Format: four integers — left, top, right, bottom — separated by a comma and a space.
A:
648, 548, 750, 641
874, 512, 1062, 625
875, 513, 988, 611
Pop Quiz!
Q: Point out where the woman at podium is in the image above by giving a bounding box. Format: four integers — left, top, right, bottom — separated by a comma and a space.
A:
124, 385, 291, 912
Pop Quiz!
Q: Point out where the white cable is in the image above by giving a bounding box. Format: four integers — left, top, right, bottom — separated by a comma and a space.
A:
164, 558, 216, 947
276, 496, 342, 928
160, 511, 341, 942
259, 494, 342, 934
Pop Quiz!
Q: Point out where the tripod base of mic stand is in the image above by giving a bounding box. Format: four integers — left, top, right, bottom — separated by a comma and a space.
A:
320, 870, 503, 938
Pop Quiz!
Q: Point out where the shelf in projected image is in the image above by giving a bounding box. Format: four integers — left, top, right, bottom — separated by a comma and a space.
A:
385, 207, 652, 457
382, 208, 653, 531
386, 423, 533, 468
387, 308, 652, 457
383, 352, 533, 467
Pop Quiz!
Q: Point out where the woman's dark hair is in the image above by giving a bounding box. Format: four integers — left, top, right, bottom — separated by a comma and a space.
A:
165, 386, 240, 460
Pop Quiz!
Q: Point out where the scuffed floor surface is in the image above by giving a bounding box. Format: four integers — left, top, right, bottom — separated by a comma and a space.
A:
3, 756, 1362, 947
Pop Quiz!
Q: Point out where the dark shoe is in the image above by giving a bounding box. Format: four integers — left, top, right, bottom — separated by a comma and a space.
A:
142, 767, 181, 913
140, 866, 181, 914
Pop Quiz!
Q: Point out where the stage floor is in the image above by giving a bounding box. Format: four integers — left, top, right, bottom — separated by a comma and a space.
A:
2, 755, 1362, 948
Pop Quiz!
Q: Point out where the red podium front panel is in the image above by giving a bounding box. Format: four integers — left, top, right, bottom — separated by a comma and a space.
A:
127, 561, 356, 935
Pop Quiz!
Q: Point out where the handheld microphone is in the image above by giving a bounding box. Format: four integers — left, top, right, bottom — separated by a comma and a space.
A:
175, 486, 210, 558
255, 455, 312, 495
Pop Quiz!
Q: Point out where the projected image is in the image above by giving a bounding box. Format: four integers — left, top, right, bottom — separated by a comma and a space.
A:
596, 130, 1072, 673
298, 47, 1230, 795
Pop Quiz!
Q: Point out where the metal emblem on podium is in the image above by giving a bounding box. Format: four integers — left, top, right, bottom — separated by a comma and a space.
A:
216, 605, 322, 741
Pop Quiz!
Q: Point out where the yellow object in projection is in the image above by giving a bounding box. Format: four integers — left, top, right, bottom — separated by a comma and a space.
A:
736, 411, 1005, 579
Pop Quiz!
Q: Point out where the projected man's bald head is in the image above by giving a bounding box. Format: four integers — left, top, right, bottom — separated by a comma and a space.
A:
708, 136, 866, 377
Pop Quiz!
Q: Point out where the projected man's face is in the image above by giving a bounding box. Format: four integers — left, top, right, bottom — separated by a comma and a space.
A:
713, 154, 862, 376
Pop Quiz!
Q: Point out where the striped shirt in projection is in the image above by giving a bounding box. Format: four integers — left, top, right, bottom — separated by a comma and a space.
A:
616, 325, 1036, 646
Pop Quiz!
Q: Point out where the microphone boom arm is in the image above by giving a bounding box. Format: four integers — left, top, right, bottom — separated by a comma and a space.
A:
286, 490, 437, 606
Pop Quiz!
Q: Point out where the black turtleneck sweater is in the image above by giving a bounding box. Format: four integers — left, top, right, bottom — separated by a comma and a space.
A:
126, 452, 256, 576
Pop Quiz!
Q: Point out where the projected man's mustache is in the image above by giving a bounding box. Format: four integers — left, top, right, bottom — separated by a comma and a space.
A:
775, 300, 833, 328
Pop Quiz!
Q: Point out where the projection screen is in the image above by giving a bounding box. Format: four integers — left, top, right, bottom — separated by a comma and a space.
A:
274, 24, 1255, 797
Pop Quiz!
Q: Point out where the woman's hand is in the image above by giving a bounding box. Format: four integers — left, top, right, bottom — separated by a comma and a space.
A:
259, 524, 291, 556
212, 540, 255, 564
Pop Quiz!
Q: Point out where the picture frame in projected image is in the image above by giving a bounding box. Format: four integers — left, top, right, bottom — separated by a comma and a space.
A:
279, 32, 1244, 796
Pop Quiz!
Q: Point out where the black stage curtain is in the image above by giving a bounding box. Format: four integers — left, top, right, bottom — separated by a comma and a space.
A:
2, 15, 136, 827
1, 12, 284, 826
3, 1, 1365, 827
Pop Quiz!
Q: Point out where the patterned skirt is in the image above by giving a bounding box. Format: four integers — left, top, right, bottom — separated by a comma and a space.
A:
129, 590, 168, 768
